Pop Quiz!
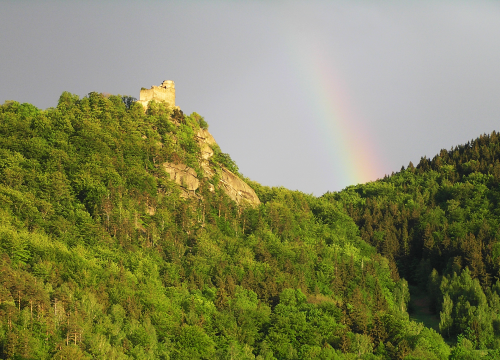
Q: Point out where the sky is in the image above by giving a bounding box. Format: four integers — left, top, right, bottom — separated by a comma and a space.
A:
1, 0, 500, 195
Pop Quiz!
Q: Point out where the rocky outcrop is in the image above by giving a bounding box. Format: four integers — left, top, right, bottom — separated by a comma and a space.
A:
161, 129, 260, 207
162, 162, 199, 191
196, 128, 216, 161
219, 168, 260, 205
194, 129, 215, 179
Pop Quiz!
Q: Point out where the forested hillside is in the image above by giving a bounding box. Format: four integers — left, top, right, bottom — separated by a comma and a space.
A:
0, 92, 497, 359
330, 131, 500, 356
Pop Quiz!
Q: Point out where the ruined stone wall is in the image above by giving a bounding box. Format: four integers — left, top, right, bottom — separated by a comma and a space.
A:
138, 80, 176, 108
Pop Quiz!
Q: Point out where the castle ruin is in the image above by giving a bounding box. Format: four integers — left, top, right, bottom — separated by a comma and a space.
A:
137, 80, 176, 108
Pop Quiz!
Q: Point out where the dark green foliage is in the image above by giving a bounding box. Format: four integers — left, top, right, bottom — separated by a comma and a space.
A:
333, 131, 500, 351
121, 96, 137, 110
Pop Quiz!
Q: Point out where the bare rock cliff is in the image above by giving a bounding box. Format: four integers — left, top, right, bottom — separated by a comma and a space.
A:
219, 168, 260, 205
162, 129, 260, 207
162, 162, 199, 191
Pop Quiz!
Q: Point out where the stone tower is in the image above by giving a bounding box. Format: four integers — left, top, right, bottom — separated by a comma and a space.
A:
137, 80, 176, 108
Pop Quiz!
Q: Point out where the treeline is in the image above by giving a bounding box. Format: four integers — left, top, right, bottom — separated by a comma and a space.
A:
330, 131, 500, 354
0, 93, 457, 359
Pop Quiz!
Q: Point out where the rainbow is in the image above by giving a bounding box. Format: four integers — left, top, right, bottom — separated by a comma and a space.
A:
279, 23, 384, 190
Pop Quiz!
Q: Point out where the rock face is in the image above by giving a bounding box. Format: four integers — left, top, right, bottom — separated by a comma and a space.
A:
219, 168, 260, 205
196, 129, 216, 160
161, 128, 260, 207
197, 129, 216, 179
162, 162, 199, 191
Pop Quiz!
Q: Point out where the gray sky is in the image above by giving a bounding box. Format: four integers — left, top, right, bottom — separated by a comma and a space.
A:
2, 1, 500, 195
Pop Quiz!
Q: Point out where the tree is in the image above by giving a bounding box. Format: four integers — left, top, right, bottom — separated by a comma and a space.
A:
439, 294, 453, 338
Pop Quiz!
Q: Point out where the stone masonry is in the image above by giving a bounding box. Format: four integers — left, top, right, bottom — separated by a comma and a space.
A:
137, 80, 176, 108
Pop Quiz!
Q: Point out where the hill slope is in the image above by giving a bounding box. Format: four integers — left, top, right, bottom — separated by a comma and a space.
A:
331, 131, 500, 354
0, 92, 494, 359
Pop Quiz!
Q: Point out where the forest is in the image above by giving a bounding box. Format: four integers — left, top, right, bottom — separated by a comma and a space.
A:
0, 92, 499, 359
